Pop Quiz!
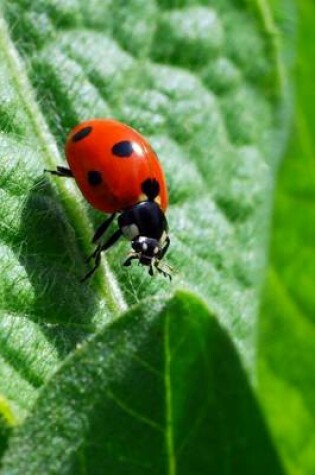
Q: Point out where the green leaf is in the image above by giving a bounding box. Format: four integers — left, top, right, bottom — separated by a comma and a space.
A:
259, 1, 315, 474
1, 292, 284, 474
0, 395, 14, 460
0, 0, 290, 469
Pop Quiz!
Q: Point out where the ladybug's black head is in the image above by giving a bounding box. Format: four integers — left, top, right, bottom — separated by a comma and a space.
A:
119, 201, 171, 279
131, 236, 161, 265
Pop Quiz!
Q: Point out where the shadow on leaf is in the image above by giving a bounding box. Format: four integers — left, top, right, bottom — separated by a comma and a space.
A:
1, 292, 284, 475
17, 177, 100, 356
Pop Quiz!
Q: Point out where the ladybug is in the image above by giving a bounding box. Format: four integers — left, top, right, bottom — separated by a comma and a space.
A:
46, 119, 171, 281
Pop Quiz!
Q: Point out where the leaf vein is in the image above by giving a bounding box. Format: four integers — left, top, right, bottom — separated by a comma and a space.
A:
164, 310, 176, 475
106, 389, 163, 433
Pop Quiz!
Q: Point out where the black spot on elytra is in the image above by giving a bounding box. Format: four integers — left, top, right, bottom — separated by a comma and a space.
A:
88, 171, 102, 186
112, 140, 133, 157
141, 178, 160, 201
72, 126, 92, 142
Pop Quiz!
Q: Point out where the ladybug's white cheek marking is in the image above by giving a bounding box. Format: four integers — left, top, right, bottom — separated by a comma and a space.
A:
122, 224, 139, 241
138, 192, 147, 203
155, 195, 162, 206
137, 193, 162, 206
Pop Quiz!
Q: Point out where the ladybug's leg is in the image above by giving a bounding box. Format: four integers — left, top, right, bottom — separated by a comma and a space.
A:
148, 264, 155, 277
99, 229, 123, 253
155, 263, 172, 281
80, 250, 102, 283
85, 220, 119, 264
45, 166, 74, 178
81, 229, 123, 282
92, 213, 116, 243
85, 244, 101, 264
123, 253, 140, 267
85, 214, 117, 263
159, 236, 170, 259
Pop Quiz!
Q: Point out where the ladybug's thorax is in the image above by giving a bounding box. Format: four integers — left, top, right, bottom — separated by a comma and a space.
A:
118, 201, 168, 242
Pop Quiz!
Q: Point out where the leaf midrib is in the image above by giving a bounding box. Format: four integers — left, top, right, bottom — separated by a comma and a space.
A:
254, 0, 286, 96
164, 309, 176, 475
0, 16, 126, 319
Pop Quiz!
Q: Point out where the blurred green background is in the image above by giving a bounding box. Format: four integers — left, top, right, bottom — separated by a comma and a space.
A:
259, 1, 315, 473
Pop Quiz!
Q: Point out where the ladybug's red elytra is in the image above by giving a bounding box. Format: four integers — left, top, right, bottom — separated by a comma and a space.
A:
46, 118, 171, 281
